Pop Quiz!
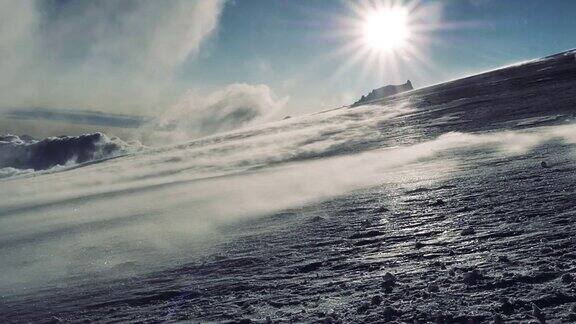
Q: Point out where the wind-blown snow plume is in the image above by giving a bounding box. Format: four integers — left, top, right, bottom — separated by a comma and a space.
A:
2, 100, 575, 289
147, 83, 288, 143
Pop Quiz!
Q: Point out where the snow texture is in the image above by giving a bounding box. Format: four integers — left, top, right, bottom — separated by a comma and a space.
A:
1, 50, 576, 323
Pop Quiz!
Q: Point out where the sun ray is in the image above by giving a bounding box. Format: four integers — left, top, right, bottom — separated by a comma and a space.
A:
322, 0, 451, 98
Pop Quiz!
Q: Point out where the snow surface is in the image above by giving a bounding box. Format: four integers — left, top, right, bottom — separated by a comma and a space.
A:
1, 50, 576, 323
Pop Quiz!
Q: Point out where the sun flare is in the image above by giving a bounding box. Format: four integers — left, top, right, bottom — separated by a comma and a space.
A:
363, 8, 410, 52
329, 0, 445, 86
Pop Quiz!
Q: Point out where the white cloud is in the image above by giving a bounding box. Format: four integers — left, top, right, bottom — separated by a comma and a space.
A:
0, 0, 225, 113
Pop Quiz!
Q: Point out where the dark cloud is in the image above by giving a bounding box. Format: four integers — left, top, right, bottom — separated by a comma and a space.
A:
0, 133, 138, 171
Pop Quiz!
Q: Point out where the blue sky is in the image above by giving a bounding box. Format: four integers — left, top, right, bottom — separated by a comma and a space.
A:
1, 0, 576, 117
182, 0, 576, 114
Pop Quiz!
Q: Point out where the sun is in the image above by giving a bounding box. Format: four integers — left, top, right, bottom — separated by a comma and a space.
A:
326, 0, 447, 86
363, 8, 411, 52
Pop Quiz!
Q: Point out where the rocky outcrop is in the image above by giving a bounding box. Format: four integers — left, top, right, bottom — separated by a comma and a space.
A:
351, 80, 413, 107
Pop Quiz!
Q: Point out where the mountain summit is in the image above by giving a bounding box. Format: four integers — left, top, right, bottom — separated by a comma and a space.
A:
351, 80, 413, 107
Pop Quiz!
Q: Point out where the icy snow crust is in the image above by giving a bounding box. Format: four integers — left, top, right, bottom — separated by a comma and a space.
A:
1, 51, 576, 323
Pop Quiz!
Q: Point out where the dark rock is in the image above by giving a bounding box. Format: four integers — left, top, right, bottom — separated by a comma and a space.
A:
371, 295, 383, 305
561, 273, 573, 283
298, 261, 323, 273
532, 303, 545, 323
499, 298, 515, 315
382, 306, 398, 319
309, 215, 324, 222
357, 302, 371, 314
381, 272, 396, 293
498, 255, 510, 263
351, 80, 414, 107
428, 283, 440, 293
541, 161, 549, 168
461, 226, 476, 236
463, 269, 482, 285
372, 205, 389, 213
493, 313, 504, 324
430, 199, 446, 206
382, 272, 396, 287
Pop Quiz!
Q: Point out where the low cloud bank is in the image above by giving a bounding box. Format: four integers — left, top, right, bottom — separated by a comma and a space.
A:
0, 133, 140, 172
0, 83, 287, 176
0, 108, 149, 128
145, 83, 288, 143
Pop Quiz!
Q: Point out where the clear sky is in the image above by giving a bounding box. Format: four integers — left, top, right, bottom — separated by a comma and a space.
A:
1, 0, 576, 118
186, 0, 576, 114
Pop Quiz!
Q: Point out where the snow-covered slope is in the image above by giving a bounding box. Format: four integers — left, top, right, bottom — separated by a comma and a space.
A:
1, 50, 576, 323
